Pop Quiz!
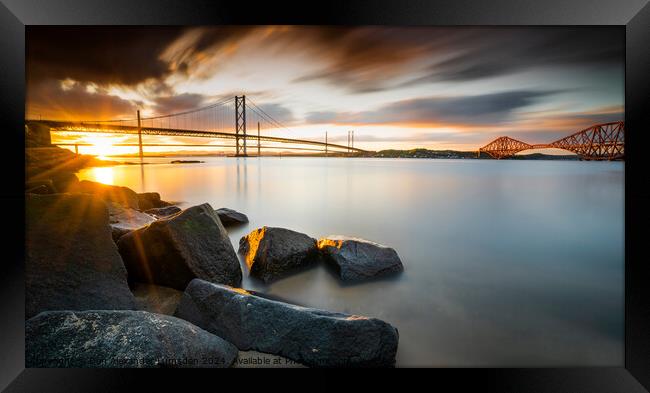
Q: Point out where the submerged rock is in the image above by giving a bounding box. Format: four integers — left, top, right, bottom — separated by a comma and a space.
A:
238, 227, 318, 283
175, 279, 399, 367
26, 194, 137, 319
131, 282, 184, 315
117, 203, 242, 290
26, 310, 238, 368
145, 205, 181, 218
68, 180, 140, 209
107, 202, 156, 241
137, 192, 171, 211
317, 236, 404, 282
215, 208, 248, 226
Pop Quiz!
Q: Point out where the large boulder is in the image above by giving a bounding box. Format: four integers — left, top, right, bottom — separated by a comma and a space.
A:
145, 205, 181, 218
131, 282, 184, 315
107, 202, 157, 241
26, 310, 238, 368
26, 194, 137, 319
238, 227, 318, 283
49, 171, 79, 192
69, 180, 140, 209
137, 192, 171, 211
317, 236, 404, 282
117, 203, 242, 290
215, 208, 249, 226
175, 279, 399, 367
25, 122, 52, 147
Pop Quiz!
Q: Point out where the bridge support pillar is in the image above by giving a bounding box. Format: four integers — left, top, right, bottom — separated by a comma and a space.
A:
235, 95, 247, 157
257, 121, 260, 156
137, 110, 143, 161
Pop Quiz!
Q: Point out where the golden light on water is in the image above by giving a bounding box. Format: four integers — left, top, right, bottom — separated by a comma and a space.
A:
88, 166, 115, 185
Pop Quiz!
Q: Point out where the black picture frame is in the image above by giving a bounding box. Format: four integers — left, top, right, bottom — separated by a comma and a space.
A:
2, 0, 649, 390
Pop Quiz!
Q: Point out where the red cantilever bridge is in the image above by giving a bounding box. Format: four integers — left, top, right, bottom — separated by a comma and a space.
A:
478, 121, 625, 160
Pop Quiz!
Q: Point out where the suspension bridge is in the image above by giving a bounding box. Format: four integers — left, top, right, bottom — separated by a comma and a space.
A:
27, 95, 624, 160
26, 95, 367, 157
478, 121, 625, 160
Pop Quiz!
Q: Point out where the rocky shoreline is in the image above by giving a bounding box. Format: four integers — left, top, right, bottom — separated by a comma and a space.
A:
25, 145, 404, 368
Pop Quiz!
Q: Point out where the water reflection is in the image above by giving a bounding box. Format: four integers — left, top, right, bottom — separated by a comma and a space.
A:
78, 158, 624, 367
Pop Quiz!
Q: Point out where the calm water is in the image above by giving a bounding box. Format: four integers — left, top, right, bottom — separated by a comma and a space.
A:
79, 157, 624, 367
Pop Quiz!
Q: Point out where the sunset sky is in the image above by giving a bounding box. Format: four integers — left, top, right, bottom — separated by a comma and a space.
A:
26, 26, 624, 153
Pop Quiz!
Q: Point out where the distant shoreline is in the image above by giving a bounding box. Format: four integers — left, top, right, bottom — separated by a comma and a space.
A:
96, 148, 584, 161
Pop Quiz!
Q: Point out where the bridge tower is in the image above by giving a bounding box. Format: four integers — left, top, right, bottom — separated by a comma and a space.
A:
235, 95, 247, 157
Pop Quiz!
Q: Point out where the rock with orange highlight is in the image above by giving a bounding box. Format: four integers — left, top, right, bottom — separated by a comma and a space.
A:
117, 203, 242, 290
318, 236, 403, 282
68, 180, 140, 209
175, 279, 399, 367
238, 227, 318, 283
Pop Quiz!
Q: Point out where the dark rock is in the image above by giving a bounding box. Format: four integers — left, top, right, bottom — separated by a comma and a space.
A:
215, 207, 249, 226
117, 203, 242, 290
26, 310, 238, 368
50, 171, 79, 192
107, 202, 156, 242
68, 180, 140, 209
26, 184, 55, 195
171, 160, 204, 164
145, 205, 181, 218
238, 227, 318, 283
131, 283, 184, 315
25, 179, 57, 194
317, 236, 404, 282
175, 279, 399, 367
26, 194, 137, 319
137, 192, 171, 211
25, 147, 88, 180
25, 122, 52, 147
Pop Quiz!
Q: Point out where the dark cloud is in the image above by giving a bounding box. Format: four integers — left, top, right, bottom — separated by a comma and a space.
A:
402, 28, 624, 86
306, 90, 562, 126
289, 27, 623, 93
160, 27, 258, 78
27, 26, 185, 86
289, 27, 463, 93
152, 93, 208, 115
26, 79, 139, 121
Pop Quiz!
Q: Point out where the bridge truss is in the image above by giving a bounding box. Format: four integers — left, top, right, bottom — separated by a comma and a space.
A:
478, 121, 624, 160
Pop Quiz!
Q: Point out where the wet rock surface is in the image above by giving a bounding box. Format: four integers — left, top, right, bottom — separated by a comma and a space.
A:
239, 226, 318, 283
318, 236, 404, 282
137, 192, 171, 211
175, 279, 399, 367
26, 193, 137, 319
107, 202, 156, 242
145, 205, 181, 218
117, 203, 242, 290
26, 310, 238, 368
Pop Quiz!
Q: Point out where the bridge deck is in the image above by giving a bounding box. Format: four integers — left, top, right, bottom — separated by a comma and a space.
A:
29, 120, 369, 153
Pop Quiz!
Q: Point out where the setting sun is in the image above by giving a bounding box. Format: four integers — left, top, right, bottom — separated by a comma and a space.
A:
83, 136, 117, 159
